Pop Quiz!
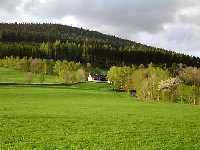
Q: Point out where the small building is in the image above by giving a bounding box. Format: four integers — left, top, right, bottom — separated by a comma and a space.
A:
88, 74, 107, 82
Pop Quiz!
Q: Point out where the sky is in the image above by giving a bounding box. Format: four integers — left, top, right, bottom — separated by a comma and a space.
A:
0, 0, 200, 57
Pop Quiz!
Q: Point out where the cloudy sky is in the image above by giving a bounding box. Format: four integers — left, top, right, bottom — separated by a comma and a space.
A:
1, 0, 200, 56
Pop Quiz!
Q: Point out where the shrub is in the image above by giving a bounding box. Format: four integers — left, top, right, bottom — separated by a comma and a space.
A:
76, 68, 86, 83
39, 73, 45, 83
176, 84, 194, 104
30, 59, 45, 74
179, 67, 200, 105
129, 67, 170, 101
107, 66, 133, 91
15, 57, 30, 72
63, 71, 74, 84
158, 78, 182, 91
54, 60, 85, 84
158, 78, 182, 102
25, 72, 33, 84
0, 57, 86, 84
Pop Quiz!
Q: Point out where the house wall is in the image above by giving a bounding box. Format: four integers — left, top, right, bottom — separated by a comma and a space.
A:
88, 75, 95, 82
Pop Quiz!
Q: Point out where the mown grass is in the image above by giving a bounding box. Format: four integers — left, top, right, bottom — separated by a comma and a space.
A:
0, 82, 200, 149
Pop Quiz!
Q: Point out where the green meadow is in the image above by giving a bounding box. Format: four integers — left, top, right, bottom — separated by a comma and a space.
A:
0, 67, 200, 149
0, 67, 59, 84
0, 83, 199, 149
0, 20, 200, 150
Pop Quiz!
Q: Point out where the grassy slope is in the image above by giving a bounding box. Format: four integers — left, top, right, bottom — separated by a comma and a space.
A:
0, 67, 59, 84
0, 83, 200, 149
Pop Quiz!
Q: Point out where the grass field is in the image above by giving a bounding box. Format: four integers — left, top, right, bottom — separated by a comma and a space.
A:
0, 67, 59, 84
0, 82, 200, 149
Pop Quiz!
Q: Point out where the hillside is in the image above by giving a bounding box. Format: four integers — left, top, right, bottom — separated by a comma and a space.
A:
0, 23, 199, 67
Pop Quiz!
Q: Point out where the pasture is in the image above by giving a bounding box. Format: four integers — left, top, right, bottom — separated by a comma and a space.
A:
0, 82, 200, 149
0, 67, 59, 84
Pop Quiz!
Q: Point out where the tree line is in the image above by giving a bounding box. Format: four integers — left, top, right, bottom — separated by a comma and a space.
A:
107, 65, 200, 105
0, 23, 200, 68
1, 56, 200, 105
0, 57, 86, 84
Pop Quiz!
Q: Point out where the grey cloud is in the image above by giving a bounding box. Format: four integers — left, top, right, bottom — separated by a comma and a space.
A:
131, 23, 200, 56
179, 13, 200, 27
0, 0, 22, 12
1, 0, 200, 56
23, 0, 181, 33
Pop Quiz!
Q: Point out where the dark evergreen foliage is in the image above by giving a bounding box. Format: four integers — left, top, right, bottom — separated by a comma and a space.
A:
0, 23, 199, 68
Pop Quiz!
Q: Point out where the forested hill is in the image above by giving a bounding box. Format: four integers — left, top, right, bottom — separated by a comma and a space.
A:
0, 23, 199, 68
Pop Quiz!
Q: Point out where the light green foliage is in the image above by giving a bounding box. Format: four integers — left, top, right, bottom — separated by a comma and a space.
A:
76, 68, 87, 83
176, 84, 194, 104
107, 66, 133, 90
107, 65, 199, 104
0, 83, 200, 149
39, 73, 46, 83
179, 67, 200, 104
54, 60, 86, 84
0, 57, 54, 74
130, 67, 170, 101
0, 57, 19, 68
15, 57, 30, 72
126, 65, 200, 104
0, 57, 86, 84
0, 67, 58, 84
158, 78, 182, 91
158, 78, 182, 102
179, 67, 200, 85
53, 40, 61, 59
30, 58, 45, 74
40, 42, 53, 57
25, 72, 33, 84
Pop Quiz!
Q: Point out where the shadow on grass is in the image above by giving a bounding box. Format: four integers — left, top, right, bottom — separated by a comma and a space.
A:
0, 82, 85, 89
0, 82, 113, 92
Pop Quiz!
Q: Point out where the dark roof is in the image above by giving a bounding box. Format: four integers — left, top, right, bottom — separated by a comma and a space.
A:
90, 74, 107, 81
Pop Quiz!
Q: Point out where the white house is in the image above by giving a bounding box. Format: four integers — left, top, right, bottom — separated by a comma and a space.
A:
87, 73, 107, 82
88, 74, 96, 82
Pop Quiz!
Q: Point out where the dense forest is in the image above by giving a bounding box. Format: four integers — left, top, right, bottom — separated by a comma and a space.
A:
0, 23, 199, 68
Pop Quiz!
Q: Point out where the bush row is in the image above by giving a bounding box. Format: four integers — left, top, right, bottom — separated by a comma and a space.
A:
107, 65, 200, 105
0, 57, 87, 84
